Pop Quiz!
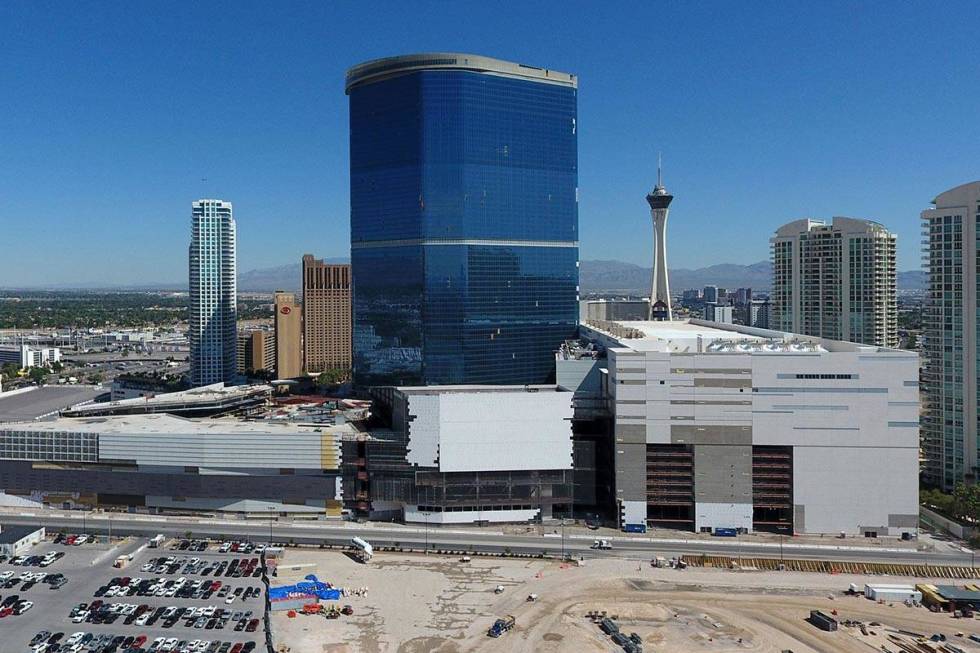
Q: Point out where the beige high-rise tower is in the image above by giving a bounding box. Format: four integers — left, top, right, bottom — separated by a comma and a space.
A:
274, 291, 302, 379
770, 216, 897, 347
302, 255, 352, 374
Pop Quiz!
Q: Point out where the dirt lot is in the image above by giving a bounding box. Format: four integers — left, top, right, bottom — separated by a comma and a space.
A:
270, 550, 980, 653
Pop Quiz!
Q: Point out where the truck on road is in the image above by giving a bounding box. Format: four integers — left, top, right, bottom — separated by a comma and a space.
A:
148, 534, 165, 548
591, 539, 613, 550
487, 615, 515, 638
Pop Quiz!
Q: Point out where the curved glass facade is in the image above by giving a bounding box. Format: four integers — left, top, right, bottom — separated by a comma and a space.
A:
350, 60, 578, 386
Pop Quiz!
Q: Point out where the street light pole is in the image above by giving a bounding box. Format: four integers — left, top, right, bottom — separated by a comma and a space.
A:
560, 518, 566, 560
423, 511, 430, 554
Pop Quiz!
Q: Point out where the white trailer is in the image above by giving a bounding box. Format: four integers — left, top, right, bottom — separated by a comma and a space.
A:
864, 584, 921, 602
148, 534, 165, 548
351, 537, 373, 561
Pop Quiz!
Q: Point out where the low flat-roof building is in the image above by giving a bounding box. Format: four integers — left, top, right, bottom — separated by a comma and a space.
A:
0, 524, 45, 556
578, 318, 919, 536
0, 413, 345, 516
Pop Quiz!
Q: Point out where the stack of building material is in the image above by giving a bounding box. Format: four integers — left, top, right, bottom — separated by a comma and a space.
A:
915, 583, 950, 609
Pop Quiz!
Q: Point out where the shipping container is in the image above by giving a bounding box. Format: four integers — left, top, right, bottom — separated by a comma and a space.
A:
623, 523, 647, 534
809, 610, 838, 631
712, 528, 737, 537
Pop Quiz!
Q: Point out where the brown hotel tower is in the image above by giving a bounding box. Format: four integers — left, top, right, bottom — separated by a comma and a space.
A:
302, 254, 352, 374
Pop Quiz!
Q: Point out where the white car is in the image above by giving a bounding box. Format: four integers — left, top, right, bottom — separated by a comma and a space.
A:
164, 638, 178, 651
224, 596, 235, 605
16, 601, 34, 614
0, 571, 12, 580
71, 612, 86, 623
66, 632, 85, 646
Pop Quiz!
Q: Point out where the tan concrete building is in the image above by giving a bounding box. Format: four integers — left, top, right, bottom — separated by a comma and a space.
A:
236, 329, 276, 375
302, 255, 352, 374
274, 291, 303, 379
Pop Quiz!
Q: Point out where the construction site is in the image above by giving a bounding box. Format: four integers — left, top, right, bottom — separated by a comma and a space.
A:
268, 547, 980, 653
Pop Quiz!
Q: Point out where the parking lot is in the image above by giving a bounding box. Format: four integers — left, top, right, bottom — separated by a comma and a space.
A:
0, 535, 266, 653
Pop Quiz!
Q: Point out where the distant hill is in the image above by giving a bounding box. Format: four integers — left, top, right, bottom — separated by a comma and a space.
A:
580, 259, 773, 294
238, 258, 348, 292
897, 270, 926, 290
579, 260, 925, 294
6, 257, 924, 293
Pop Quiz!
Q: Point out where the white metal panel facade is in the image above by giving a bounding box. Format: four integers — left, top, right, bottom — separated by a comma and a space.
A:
405, 390, 573, 473
99, 431, 329, 470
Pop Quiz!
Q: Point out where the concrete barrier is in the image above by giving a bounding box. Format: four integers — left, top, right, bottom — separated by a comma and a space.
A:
921, 506, 975, 540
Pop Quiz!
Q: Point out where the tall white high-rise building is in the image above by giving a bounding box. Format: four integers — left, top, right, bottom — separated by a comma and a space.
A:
921, 181, 980, 490
646, 161, 674, 320
770, 217, 897, 347
189, 199, 237, 387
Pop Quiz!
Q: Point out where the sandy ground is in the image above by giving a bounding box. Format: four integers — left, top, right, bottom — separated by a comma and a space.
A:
270, 550, 980, 653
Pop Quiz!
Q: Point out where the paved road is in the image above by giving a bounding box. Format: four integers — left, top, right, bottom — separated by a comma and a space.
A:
1, 511, 973, 568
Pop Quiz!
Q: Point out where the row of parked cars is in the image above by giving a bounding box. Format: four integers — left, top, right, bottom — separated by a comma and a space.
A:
139, 557, 262, 579
54, 533, 94, 546
216, 542, 264, 555
168, 539, 265, 556
30, 630, 257, 653
70, 601, 260, 632
170, 540, 209, 552
1, 550, 65, 567
95, 576, 260, 604
0, 569, 68, 590
0, 592, 33, 616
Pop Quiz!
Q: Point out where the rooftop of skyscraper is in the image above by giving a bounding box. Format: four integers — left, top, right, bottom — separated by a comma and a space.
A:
345, 52, 577, 92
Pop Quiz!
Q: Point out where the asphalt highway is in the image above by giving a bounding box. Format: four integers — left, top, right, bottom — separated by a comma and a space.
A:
1, 511, 974, 568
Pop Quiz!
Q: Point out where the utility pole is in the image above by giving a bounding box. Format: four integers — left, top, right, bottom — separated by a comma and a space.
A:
560, 518, 566, 560
422, 511, 430, 554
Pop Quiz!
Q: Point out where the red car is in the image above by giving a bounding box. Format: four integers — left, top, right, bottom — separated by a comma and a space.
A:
133, 634, 147, 647
245, 619, 259, 632
0, 607, 12, 618
230, 644, 243, 653
210, 581, 222, 591
65, 535, 77, 545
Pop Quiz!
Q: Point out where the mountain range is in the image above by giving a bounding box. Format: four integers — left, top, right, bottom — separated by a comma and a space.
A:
235, 259, 926, 293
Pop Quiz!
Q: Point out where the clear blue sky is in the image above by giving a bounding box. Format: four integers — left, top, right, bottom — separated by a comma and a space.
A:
2, 1, 977, 286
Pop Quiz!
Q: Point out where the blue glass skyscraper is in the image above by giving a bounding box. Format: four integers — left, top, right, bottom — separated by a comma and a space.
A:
346, 53, 579, 386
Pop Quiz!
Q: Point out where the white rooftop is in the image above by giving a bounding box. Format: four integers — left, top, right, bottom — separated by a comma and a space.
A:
582, 319, 831, 353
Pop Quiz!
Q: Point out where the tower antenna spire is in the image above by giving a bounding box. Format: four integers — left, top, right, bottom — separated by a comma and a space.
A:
657, 152, 662, 188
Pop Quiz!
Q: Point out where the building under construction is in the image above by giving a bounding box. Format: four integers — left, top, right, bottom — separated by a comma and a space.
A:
343, 385, 575, 524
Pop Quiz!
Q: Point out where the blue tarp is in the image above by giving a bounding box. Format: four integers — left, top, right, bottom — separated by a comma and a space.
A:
269, 574, 342, 601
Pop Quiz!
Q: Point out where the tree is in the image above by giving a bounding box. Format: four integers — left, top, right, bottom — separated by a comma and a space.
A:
51, 360, 64, 373
28, 367, 49, 386
1, 362, 20, 381
949, 483, 980, 525
252, 369, 275, 382
120, 349, 130, 358
89, 373, 104, 385
315, 368, 350, 388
